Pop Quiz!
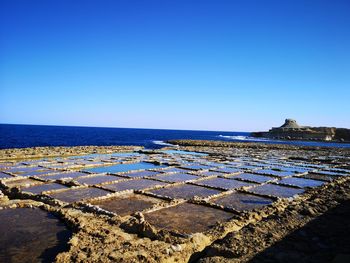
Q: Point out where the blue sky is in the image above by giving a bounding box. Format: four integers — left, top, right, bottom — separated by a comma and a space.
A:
1, 0, 349, 131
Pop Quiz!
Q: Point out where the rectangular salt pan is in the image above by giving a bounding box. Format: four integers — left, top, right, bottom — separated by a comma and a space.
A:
181, 164, 211, 170
154, 173, 200, 183
210, 192, 274, 211
22, 183, 68, 194
160, 167, 190, 174
269, 165, 310, 174
231, 173, 275, 183
298, 173, 334, 182
0, 208, 71, 263
149, 184, 221, 199
254, 169, 294, 177
49, 187, 111, 203
90, 193, 164, 216
193, 177, 256, 190
84, 162, 165, 174
20, 169, 57, 177
238, 165, 262, 170
37, 172, 89, 180
6, 166, 43, 174
144, 203, 232, 234
5, 178, 42, 188
0, 172, 13, 179
248, 184, 304, 198
278, 177, 325, 188
124, 170, 159, 178
212, 167, 242, 174
311, 170, 348, 177
103, 179, 168, 192
75, 175, 124, 185
163, 150, 208, 156
196, 171, 226, 177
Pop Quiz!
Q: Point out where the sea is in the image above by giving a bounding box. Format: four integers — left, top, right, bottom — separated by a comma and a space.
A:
0, 124, 349, 149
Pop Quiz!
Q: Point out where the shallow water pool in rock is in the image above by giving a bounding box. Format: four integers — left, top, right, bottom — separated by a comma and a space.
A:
124, 170, 159, 178
0, 208, 71, 263
22, 183, 69, 194
160, 167, 190, 174
103, 179, 168, 192
195, 171, 226, 177
212, 167, 242, 174
210, 191, 274, 211
163, 150, 208, 156
310, 170, 348, 177
154, 173, 200, 183
180, 164, 211, 170
49, 187, 111, 203
4, 178, 42, 188
298, 173, 334, 182
270, 165, 310, 174
84, 162, 165, 174
148, 184, 221, 199
237, 165, 262, 171
20, 169, 57, 177
230, 173, 275, 183
144, 202, 233, 234
75, 175, 124, 185
110, 152, 140, 157
326, 167, 350, 174
37, 171, 88, 180
278, 177, 325, 188
248, 183, 304, 198
0, 172, 13, 179
193, 177, 256, 190
90, 193, 164, 216
5, 166, 43, 174
254, 169, 295, 177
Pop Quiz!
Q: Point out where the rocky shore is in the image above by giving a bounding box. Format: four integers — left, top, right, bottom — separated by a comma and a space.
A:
0, 142, 349, 262
0, 145, 142, 161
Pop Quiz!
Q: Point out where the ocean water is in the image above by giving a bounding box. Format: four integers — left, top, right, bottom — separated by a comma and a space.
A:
0, 124, 349, 149
0, 124, 248, 149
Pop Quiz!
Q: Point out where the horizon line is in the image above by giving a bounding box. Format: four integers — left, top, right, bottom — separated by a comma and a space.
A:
0, 122, 250, 134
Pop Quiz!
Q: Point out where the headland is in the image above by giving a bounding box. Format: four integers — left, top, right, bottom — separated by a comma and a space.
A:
252, 119, 350, 142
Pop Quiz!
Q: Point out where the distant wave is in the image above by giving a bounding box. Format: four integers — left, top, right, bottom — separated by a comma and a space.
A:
152, 140, 176, 146
218, 135, 271, 142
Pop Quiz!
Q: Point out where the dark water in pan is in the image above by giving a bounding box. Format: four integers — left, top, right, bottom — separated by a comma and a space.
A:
0, 208, 71, 263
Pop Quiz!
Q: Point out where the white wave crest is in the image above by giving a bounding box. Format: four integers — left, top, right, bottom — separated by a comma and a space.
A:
218, 135, 270, 142
152, 140, 175, 146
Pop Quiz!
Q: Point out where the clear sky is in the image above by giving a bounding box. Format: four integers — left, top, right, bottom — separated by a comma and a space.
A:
1, 0, 349, 131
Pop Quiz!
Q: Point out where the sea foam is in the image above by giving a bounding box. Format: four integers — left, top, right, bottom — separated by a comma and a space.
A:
218, 135, 270, 142
152, 140, 176, 146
